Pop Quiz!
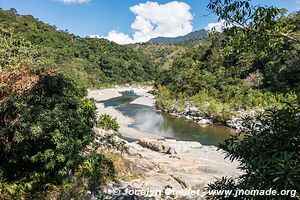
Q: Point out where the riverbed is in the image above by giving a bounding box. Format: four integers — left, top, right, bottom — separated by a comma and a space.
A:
88, 87, 241, 198
92, 88, 235, 146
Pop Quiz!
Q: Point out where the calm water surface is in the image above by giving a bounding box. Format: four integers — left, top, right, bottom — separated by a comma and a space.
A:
103, 91, 235, 145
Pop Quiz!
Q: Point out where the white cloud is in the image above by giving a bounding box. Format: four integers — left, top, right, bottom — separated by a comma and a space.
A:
205, 20, 227, 32
58, 0, 90, 4
87, 31, 134, 45
100, 1, 193, 44
106, 31, 134, 45
87, 35, 102, 39
130, 1, 193, 43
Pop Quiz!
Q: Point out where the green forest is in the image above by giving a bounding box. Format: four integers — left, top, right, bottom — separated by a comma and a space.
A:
154, 11, 300, 123
0, 8, 158, 88
0, 0, 300, 199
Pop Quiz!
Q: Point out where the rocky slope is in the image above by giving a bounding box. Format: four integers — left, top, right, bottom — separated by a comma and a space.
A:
104, 137, 241, 199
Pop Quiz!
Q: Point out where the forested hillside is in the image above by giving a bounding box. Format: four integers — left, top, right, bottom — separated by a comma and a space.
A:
1, 7, 299, 120
154, 9, 300, 123
0, 8, 158, 88
133, 39, 208, 70
0, 1, 300, 199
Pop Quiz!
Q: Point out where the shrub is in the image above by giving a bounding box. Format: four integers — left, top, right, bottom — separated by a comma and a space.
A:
206, 105, 300, 199
190, 89, 210, 109
76, 153, 115, 192
0, 69, 97, 196
155, 86, 176, 110
97, 114, 119, 131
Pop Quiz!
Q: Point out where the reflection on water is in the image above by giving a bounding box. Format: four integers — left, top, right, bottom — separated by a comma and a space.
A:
118, 104, 235, 145
103, 91, 235, 146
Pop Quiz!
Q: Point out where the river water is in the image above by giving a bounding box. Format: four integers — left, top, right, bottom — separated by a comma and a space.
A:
102, 91, 235, 146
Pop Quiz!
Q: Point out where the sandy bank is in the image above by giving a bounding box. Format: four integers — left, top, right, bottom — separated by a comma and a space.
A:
130, 96, 156, 107
87, 85, 153, 102
88, 86, 159, 140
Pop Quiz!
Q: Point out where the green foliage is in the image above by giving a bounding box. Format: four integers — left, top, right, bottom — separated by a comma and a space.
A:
97, 114, 120, 131
155, 40, 298, 121
208, 0, 300, 92
155, 4, 300, 122
206, 177, 238, 200
0, 8, 153, 198
0, 26, 39, 71
155, 86, 177, 110
25, 152, 117, 200
207, 105, 300, 199
0, 8, 158, 88
0, 4, 299, 199
77, 153, 115, 192
0, 69, 97, 197
202, 2, 300, 199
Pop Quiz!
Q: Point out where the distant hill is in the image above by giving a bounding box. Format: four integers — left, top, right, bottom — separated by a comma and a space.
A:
147, 29, 207, 44
0, 8, 158, 87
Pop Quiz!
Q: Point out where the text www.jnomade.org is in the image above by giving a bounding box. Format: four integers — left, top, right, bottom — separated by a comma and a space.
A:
110, 188, 297, 198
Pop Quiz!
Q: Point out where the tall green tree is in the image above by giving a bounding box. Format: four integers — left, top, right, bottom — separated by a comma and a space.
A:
0, 26, 38, 71
0, 69, 96, 194
208, 0, 300, 93
206, 105, 300, 199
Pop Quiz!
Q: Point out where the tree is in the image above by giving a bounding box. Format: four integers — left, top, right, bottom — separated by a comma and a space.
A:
206, 105, 300, 199
204, 2, 300, 198
0, 68, 97, 194
0, 8, 159, 87
0, 26, 38, 71
207, 0, 300, 93
208, 0, 300, 44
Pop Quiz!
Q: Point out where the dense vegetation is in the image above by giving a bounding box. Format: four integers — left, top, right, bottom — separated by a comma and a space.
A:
203, 0, 300, 199
133, 39, 208, 70
0, 8, 135, 199
0, 8, 158, 88
97, 114, 120, 132
206, 105, 300, 199
0, 0, 300, 199
155, 7, 300, 123
0, 68, 121, 199
151, 0, 300, 198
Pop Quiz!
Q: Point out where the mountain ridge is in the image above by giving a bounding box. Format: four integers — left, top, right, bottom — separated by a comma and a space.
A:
147, 29, 207, 44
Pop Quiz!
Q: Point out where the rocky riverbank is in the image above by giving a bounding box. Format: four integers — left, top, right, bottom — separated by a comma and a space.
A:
100, 135, 241, 200
88, 86, 258, 132
158, 104, 263, 132
88, 86, 242, 199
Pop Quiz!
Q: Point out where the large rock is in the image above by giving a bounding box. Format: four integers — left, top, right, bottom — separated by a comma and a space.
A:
138, 138, 202, 154
197, 119, 213, 125
109, 138, 242, 200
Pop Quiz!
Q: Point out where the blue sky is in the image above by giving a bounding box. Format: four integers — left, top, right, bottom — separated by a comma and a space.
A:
0, 0, 298, 44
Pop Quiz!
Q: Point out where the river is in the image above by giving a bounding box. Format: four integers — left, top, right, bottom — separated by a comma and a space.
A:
101, 91, 235, 146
